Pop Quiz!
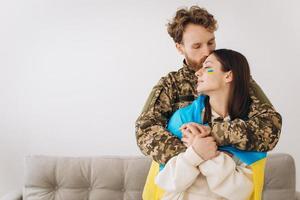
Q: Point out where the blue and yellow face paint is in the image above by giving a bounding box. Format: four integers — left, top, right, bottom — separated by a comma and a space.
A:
207, 69, 214, 74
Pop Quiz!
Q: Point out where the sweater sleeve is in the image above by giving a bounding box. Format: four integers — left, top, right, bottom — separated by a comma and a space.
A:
155, 146, 204, 192
199, 152, 253, 200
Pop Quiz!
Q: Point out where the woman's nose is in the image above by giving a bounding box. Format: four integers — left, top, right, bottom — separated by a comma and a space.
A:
195, 69, 203, 77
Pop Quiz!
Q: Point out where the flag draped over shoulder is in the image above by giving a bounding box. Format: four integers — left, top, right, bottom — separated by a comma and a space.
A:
142, 95, 266, 200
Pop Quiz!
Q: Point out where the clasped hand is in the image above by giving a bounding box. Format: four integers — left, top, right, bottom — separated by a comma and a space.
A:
180, 122, 220, 160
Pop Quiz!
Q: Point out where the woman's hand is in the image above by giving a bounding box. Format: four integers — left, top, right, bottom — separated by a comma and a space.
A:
192, 135, 220, 160
180, 122, 211, 147
180, 122, 219, 160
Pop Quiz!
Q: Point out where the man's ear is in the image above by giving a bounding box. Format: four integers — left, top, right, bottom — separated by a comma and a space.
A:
175, 43, 184, 55
225, 71, 233, 83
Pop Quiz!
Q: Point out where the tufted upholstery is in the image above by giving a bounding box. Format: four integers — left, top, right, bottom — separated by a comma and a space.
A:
263, 153, 296, 199
1, 153, 299, 200
24, 156, 151, 200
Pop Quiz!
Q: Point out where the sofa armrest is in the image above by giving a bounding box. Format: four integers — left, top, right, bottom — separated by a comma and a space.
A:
0, 190, 22, 200
296, 191, 300, 200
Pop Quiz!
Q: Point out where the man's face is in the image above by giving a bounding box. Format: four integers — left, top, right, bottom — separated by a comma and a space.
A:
176, 24, 216, 71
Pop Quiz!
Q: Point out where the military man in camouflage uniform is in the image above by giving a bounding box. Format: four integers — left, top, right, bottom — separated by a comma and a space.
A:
135, 6, 282, 164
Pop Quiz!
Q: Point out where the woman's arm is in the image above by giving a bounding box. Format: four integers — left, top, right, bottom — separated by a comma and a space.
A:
199, 152, 253, 200
155, 146, 204, 192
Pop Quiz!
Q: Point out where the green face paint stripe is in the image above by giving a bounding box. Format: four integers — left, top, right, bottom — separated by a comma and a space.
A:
207, 69, 214, 73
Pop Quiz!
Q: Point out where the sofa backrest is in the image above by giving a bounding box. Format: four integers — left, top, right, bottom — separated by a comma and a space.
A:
23, 153, 295, 200
24, 156, 151, 200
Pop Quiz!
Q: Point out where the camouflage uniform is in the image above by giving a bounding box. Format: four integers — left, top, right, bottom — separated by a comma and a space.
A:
135, 61, 282, 165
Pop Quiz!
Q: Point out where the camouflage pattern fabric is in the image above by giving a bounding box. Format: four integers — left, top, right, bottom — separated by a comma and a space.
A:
135, 61, 282, 164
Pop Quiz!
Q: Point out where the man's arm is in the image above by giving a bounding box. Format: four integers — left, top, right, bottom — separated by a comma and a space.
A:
135, 78, 187, 164
210, 78, 282, 151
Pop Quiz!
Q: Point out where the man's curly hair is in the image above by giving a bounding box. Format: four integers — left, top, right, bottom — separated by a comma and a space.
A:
167, 6, 218, 44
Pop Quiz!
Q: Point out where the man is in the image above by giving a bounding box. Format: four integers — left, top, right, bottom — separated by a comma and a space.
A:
135, 6, 282, 165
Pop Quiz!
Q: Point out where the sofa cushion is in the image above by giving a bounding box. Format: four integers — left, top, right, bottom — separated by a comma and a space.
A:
263, 153, 296, 200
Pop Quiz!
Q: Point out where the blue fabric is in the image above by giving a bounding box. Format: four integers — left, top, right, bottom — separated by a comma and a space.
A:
160, 95, 266, 170
167, 95, 206, 139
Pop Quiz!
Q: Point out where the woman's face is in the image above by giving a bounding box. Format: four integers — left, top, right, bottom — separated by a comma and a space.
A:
195, 54, 231, 95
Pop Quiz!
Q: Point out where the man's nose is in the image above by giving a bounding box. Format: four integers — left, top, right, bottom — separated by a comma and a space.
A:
202, 45, 210, 57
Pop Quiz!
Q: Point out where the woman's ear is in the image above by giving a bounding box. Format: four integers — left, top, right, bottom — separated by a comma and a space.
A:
175, 43, 184, 55
224, 71, 233, 83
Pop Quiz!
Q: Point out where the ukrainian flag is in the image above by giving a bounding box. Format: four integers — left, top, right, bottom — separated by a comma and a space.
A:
143, 95, 267, 200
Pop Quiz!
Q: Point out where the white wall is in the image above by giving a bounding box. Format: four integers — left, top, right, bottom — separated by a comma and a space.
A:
0, 0, 299, 196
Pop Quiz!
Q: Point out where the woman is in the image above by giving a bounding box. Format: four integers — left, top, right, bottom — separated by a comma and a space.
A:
143, 49, 266, 200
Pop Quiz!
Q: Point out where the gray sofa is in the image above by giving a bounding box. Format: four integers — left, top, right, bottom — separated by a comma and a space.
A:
1, 153, 299, 200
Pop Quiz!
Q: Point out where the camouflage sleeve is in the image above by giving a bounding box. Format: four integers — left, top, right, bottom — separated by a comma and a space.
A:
135, 78, 187, 164
210, 78, 282, 151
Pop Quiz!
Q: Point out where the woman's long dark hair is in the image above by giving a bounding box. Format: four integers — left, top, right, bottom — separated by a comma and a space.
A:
203, 49, 251, 124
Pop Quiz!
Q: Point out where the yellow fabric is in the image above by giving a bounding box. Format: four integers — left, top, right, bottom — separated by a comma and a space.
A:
142, 158, 267, 200
142, 161, 165, 200
248, 158, 266, 200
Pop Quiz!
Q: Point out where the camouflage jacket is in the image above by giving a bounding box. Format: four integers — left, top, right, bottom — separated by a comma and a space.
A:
135, 61, 282, 164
